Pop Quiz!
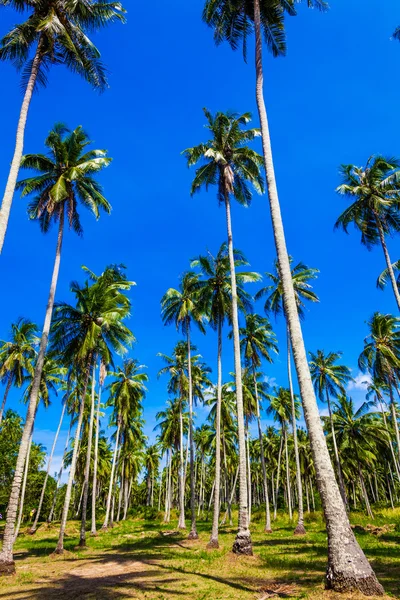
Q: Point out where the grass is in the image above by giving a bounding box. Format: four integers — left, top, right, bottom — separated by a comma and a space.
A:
0, 508, 398, 599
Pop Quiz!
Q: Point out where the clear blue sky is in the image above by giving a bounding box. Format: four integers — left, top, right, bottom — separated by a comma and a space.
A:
1, 0, 399, 473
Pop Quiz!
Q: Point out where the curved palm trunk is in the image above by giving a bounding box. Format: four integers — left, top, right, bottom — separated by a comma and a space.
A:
208, 319, 222, 547
253, 0, 383, 592
287, 328, 305, 535
223, 189, 252, 555
0, 377, 12, 425
91, 363, 104, 536
178, 399, 186, 530
102, 421, 121, 529
0, 43, 43, 254
375, 216, 400, 310
14, 430, 33, 541
29, 401, 66, 534
0, 208, 64, 574
79, 363, 96, 546
325, 391, 348, 508
55, 356, 91, 554
48, 416, 72, 523
187, 324, 198, 539
253, 365, 272, 532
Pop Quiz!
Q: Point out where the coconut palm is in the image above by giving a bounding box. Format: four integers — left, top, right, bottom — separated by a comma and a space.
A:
0, 0, 125, 252
91, 360, 107, 535
257, 259, 319, 534
239, 313, 277, 532
394, 27, 400, 41
0, 318, 38, 423
183, 109, 264, 555
309, 350, 353, 507
161, 272, 205, 538
145, 445, 160, 507
359, 313, 400, 468
202, 0, 382, 592
335, 156, 400, 310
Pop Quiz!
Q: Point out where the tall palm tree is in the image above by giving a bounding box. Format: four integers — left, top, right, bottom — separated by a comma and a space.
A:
191, 243, 259, 547
202, 0, 382, 592
335, 156, 400, 310
359, 313, 400, 468
183, 109, 264, 555
0, 318, 38, 423
257, 259, 319, 535
50, 267, 134, 554
161, 272, 205, 539
309, 350, 353, 507
91, 360, 107, 536
0, 0, 125, 252
0, 126, 112, 573
145, 445, 160, 507
239, 313, 277, 532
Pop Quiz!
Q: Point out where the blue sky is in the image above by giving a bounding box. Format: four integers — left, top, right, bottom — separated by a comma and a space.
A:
1, 0, 400, 475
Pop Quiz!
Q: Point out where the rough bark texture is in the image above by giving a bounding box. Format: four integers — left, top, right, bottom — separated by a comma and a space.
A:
253, 0, 383, 593
208, 320, 222, 548
79, 362, 96, 546
0, 209, 64, 573
0, 43, 42, 253
223, 188, 252, 555
187, 325, 198, 540
102, 421, 121, 529
0, 377, 12, 424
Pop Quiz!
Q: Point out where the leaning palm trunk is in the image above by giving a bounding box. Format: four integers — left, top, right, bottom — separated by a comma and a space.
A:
14, 430, 33, 541
0, 208, 64, 574
187, 324, 198, 539
326, 390, 348, 508
79, 363, 96, 547
102, 419, 121, 529
178, 400, 186, 529
55, 356, 91, 554
48, 416, 72, 523
30, 401, 67, 534
223, 186, 251, 555
253, 365, 272, 532
375, 216, 400, 311
0, 377, 12, 424
287, 328, 305, 535
91, 362, 105, 536
208, 320, 223, 547
0, 43, 43, 254
253, 0, 383, 592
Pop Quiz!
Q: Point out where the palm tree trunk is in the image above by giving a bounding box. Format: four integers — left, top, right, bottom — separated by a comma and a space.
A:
223, 189, 252, 555
208, 319, 222, 547
253, 367, 272, 532
0, 42, 43, 254
252, 0, 382, 592
178, 399, 186, 529
102, 420, 121, 529
55, 353, 91, 554
30, 401, 66, 534
0, 376, 12, 424
221, 465, 239, 525
91, 362, 104, 536
187, 323, 198, 539
389, 386, 400, 466
0, 208, 64, 573
375, 215, 400, 310
284, 425, 293, 520
117, 469, 123, 522
358, 465, 373, 519
326, 391, 348, 508
79, 361, 96, 546
48, 416, 72, 523
379, 400, 400, 480
164, 451, 170, 522
246, 423, 252, 523
274, 434, 283, 520
14, 430, 33, 541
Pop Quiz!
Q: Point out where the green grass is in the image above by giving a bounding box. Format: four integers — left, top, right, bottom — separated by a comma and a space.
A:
0, 508, 398, 599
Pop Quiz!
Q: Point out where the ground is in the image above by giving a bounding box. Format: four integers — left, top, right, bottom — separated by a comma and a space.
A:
0, 509, 399, 599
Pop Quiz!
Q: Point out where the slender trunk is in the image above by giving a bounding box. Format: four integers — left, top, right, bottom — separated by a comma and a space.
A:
284, 424, 293, 520
358, 465, 373, 519
223, 189, 251, 555
164, 451, 170, 522
91, 362, 104, 536
246, 423, 252, 524
0, 42, 43, 253
167, 452, 172, 522
187, 324, 198, 539
275, 435, 283, 520
30, 402, 66, 533
253, 1, 382, 591
305, 477, 310, 513
0, 377, 12, 425
386, 468, 394, 509
310, 477, 316, 512
221, 466, 239, 525
102, 421, 121, 529
48, 416, 72, 523
14, 430, 33, 541
0, 208, 64, 572
253, 365, 272, 532
178, 399, 186, 529
55, 355, 91, 554
375, 215, 400, 310
208, 320, 222, 547
389, 386, 400, 467
379, 400, 400, 480
79, 360, 96, 547
326, 391, 348, 508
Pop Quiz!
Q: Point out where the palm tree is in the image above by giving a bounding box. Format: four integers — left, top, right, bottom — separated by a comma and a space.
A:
335, 156, 400, 310
0, 0, 125, 252
183, 109, 264, 555
50, 267, 134, 554
191, 243, 259, 547
91, 360, 107, 536
0, 126, 112, 572
239, 313, 277, 532
145, 445, 160, 507
202, 0, 382, 592
394, 27, 400, 41
309, 350, 353, 508
257, 259, 319, 535
161, 272, 205, 539
0, 318, 38, 423
359, 313, 400, 468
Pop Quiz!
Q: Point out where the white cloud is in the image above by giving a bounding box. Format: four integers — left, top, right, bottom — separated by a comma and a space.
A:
264, 376, 277, 387
347, 371, 371, 391
319, 408, 330, 417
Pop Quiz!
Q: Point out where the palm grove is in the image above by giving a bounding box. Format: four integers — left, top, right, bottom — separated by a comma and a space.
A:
0, 0, 400, 596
